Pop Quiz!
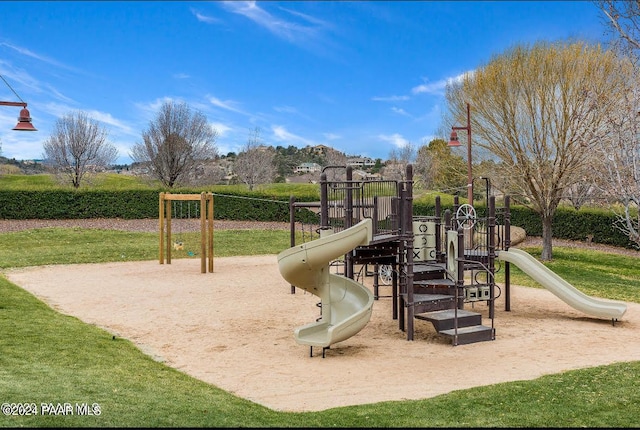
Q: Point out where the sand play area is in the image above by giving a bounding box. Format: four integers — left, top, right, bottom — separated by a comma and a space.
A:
4, 255, 640, 412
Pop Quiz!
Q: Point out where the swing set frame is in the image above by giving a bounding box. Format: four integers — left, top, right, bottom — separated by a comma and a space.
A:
159, 192, 214, 273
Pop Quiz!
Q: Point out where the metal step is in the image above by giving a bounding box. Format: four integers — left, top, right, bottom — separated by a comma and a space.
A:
413, 278, 456, 296
414, 309, 482, 332
439, 325, 495, 345
413, 278, 455, 287
413, 262, 447, 280
403, 293, 455, 313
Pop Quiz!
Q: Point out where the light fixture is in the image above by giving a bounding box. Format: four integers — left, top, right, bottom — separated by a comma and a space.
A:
0, 74, 37, 131
448, 130, 461, 147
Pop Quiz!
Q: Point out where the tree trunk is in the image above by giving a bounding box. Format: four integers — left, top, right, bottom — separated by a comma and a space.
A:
541, 215, 553, 261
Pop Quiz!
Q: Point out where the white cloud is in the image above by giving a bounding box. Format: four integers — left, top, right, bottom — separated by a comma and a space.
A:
391, 106, 411, 117
220, 1, 326, 45
209, 121, 232, 136
271, 125, 315, 146
0, 42, 79, 73
136, 97, 175, 112
111, 139, 136, 163
190, 8, 222, 24
377, 133, 410, 148
371, 95, 410, 102
411, 78, 448, 96
323, 132, 340, 141
84, 109, 136, 136
172, 73, 190, 79
208, 96, 245, 114
36, 102, 136, 138
273, 105, 298, 114
412, 71, 474, 95
279, 6, 329, 27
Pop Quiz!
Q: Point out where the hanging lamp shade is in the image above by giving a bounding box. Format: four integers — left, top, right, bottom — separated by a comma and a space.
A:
12, 107, 37, 131
448, 130, 461, 147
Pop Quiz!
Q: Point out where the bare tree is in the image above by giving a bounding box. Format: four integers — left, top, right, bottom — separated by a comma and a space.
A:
562, 149, 607, 210
446, 41, 634, 260
384, 142, 416, 181
189, 161, 229, 186
130, 101, 218, 188
42, 111, 118, 188
594, 1, 640, 248
232, 127, 276, 190
322, 147, 347, 181
596, 1, 640, 56
592, 81, 640, 247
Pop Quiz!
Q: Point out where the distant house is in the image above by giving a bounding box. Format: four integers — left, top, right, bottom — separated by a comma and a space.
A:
310, 144, 332, 156
294, 162, 322, 173
347, 157, 375, 168
352, 169, 381, 180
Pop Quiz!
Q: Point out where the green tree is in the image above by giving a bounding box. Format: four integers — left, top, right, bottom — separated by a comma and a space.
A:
414, 138, 466, 193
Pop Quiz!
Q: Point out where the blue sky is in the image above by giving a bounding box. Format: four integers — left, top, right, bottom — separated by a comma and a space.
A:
0, 1, 608, 165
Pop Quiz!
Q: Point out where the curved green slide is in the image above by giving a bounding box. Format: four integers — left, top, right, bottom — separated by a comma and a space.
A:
497, 248, 627, 321
277, 219, 374, 348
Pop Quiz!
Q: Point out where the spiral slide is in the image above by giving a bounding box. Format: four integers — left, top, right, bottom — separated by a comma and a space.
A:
277, 219, 374, 350
497, 248, 627, 321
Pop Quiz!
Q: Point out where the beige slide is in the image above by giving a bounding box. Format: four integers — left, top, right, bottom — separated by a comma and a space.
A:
277, 219, 374, 349
497, 248, 627, 321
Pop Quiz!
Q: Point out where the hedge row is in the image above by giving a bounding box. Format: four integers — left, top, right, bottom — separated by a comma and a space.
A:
413, 201, 636, 249
0, 189, 318, 223
0, 189, 635, 249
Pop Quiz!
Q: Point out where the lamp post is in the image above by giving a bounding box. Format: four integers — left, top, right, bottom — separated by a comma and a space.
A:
1, 75, 37, 131
449, 102, 472, 205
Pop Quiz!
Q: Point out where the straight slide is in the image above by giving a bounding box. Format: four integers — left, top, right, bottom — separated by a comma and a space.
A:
277, 219, 374, 348
497, 248, 627, 321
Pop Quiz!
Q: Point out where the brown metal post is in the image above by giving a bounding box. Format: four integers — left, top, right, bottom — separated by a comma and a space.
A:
435, 195, 442, 262
454, 226, 465, 346
464, 103, 473, 206
405, 164, 414, 341
488, 195, 496, 319
320, 172, 328, 228
208, 193, 214, 273
406, 164, 415, 317
289, 196, 296, 248
504, 195, 511, 311
159, 192, 165, 264
372, 195, 378, 236
392, 265, 398, 321
453, 195, 460, 228
451, 102, 473, 206
200, 193, 206, 274
166, 195, 172, 264
289, 195, 296, 294
398, 182, 406, 333
345, 166, 354, 279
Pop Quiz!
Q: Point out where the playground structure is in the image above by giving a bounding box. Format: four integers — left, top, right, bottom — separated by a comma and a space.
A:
159, 192, 214, 273
278, 164, 627, 355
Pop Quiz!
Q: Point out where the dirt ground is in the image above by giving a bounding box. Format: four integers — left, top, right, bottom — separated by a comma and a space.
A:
4, 254, 639, 412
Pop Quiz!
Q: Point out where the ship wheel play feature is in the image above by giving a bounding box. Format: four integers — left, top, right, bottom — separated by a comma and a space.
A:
378, 264, 393, 285
456, 203, 477, 230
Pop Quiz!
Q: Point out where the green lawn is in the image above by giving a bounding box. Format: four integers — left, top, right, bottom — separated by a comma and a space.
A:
1, 227, 639, 427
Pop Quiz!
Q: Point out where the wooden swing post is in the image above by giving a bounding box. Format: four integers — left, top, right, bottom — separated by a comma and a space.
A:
159, 192, 214, 273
